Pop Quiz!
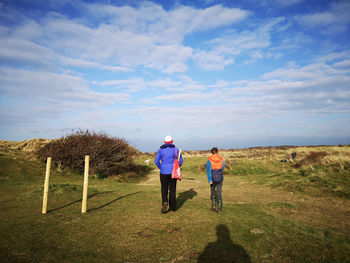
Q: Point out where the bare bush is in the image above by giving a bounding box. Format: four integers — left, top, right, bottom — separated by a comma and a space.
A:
36, 130, 137, 178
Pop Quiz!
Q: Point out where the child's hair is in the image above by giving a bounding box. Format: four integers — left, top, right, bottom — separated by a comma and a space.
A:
211, 147, 218, 154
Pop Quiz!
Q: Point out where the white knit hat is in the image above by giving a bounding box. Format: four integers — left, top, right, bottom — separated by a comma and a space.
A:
164, 135, 173, 143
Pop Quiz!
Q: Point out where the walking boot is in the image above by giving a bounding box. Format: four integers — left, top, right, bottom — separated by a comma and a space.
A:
210, 196, 216, 211
217, 201, 223, 213
162, 202, 168, 214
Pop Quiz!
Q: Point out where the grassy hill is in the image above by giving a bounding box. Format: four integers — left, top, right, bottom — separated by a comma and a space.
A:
0, 141, 349, 262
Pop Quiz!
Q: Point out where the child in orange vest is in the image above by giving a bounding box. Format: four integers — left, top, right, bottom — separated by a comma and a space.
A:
206, 147, 225, 213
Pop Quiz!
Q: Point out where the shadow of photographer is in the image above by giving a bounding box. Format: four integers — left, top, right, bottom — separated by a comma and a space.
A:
176, 188, 197, 210
198, 224, 251, 263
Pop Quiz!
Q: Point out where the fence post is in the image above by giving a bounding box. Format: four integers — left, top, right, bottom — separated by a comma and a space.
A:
42, 157, 52, 214
81, 155, 89, 213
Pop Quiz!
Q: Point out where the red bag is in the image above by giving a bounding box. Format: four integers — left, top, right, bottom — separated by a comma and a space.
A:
172, 148, 182, 181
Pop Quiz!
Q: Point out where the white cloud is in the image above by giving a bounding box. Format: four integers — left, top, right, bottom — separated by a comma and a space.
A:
193, 17, 286, 70
147, 79, 181, 89
59, 57, 133, 72
317, 51, 350, 63
258, 0, 302, 8
170, 4, 250, 35
1, 1, 349, 149
0, 37, 56, 69
99, 78, 146, 92
333, 60, 350, 68
276, 0, 302, 7
0, 67, 129, 126
133, 54, 350, 131
192, 50, 234, 71
12, 19, 44, 39
85, 2, 250, 41
262, 61, 350, 81
296, 1, 350, 35
146, 44, 192, 73
152, 92, 208, 102
0, 2, 251, 74
215, 17, 285, 50
64, 2, 249, 73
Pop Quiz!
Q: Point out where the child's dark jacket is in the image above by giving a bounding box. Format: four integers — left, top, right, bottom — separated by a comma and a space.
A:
206, 154, 225, 183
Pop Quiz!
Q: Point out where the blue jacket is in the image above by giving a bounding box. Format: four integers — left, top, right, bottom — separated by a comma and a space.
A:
154, 143, 183, 174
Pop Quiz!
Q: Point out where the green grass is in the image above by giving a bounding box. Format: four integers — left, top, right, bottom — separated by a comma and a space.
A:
0, 146, 350, 262
228, 159, 272, 176
221, 150, 350, 199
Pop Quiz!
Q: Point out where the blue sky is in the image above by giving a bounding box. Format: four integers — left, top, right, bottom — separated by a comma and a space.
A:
0, 0, 349, 152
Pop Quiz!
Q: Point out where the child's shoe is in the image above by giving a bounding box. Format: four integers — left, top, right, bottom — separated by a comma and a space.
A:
217, 201, 223, 213
211, 196, 216, 211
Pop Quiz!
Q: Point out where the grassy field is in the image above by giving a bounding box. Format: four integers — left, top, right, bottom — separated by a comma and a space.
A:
0, 142, 349, 262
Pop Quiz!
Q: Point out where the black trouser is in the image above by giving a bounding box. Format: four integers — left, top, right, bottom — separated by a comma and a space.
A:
160, 173, 177, 211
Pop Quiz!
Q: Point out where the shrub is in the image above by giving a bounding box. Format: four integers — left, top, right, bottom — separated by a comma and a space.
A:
36, 130, 137, 178
293, 151, 327, 168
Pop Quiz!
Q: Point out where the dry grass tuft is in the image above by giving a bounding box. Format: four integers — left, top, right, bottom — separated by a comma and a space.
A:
293, 151, 328, 168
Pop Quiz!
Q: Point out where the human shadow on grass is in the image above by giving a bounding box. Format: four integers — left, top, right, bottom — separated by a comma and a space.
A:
87, 191, 142, 212
176, 188, 197, 210
198, 224, 251, 263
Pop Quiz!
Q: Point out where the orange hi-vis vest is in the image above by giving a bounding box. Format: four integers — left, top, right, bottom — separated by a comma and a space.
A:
208, 154, 224, 169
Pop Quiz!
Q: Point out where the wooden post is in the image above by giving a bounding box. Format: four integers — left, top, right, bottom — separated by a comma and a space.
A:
42, 157, 52, 214
81, 155, 89, 214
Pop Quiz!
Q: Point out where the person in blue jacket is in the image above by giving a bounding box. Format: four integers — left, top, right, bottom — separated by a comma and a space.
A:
154, 135, 183, 213
207, 147, 225, 213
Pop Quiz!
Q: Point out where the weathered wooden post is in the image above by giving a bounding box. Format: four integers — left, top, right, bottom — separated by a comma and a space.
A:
81, 155, 89, 213
42, 157, 52, 214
